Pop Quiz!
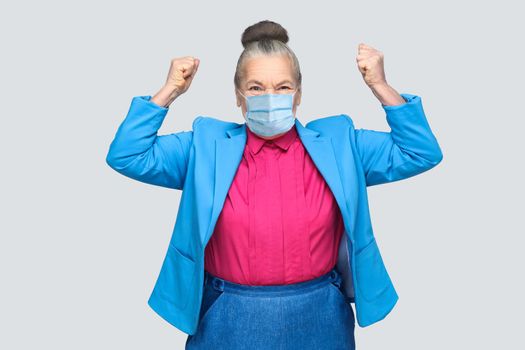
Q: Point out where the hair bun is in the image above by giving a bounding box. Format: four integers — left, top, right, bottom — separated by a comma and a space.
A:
241, 20, 289, 48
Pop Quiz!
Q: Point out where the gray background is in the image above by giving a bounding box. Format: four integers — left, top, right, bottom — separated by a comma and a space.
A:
2, 0, 524, 349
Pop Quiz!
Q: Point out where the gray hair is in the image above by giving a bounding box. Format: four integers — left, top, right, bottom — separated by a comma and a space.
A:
233, 20, 302, 92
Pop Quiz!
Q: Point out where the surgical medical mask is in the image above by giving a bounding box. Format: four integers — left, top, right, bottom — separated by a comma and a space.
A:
238, 90, 297, 137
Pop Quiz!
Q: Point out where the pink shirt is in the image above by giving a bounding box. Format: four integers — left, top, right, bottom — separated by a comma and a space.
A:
204, 123, 345, 285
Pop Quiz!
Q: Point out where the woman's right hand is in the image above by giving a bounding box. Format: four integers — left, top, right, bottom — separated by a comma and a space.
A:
152, 56, 200, 107
166, 56, 200, 96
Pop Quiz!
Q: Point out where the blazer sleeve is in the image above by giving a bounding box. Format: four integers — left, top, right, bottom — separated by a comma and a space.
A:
349, 93, 443, 187
105, 95, 196, 190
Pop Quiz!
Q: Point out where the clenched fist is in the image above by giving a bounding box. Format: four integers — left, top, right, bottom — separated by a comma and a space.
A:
165, 56, 200, 96
356, 43, 387, 88
152, 56, 200, 108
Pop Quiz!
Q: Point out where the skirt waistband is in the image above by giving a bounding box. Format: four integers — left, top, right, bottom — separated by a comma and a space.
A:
204, 266, 343, 297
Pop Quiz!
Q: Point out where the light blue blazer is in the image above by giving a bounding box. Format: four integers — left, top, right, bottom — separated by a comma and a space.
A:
106, 93, 443, 335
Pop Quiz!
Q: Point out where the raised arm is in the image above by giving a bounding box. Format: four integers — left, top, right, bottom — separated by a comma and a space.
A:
105, 56, 200, 190
350, 93, 443, 187
351, 43, 443, 186
105, 95, 195, 190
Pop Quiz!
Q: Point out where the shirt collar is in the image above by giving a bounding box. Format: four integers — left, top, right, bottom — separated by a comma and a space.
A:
246, 124, 298, 155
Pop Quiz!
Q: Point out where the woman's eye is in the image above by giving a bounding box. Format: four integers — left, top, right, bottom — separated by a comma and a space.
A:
249, 86, 261, 90
280, 86, 291, 90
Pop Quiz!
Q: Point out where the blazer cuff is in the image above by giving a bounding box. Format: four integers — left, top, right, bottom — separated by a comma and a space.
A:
136, 95, 170, 112
381, 93, 420, 111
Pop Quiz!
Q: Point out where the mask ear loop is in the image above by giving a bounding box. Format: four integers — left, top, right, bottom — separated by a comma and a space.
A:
238, 89, 250, 123
237, 89, 248, 100
289, 90, 297, 110
290, 90, 299, 120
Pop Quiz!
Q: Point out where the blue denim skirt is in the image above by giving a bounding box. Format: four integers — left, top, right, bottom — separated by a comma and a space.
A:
185, 266, 355, 349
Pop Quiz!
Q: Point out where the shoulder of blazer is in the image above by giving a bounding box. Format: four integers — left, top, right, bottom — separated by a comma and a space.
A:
191, 115, 243, 139
306, 114, 355, 133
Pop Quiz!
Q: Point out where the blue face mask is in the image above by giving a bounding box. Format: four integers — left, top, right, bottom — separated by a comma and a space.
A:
238, 90, 297, 137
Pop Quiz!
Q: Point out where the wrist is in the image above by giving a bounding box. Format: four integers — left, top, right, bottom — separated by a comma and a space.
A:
151, 86, 180, 108
369, 83, 405, 106
368, 81, 390, 93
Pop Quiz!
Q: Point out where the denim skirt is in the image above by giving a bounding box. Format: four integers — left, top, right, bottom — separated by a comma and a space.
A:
185, 266, 355, 349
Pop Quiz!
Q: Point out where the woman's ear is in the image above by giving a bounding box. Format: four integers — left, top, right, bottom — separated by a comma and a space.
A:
295, 89, 302, 106
235, 89, 242, 107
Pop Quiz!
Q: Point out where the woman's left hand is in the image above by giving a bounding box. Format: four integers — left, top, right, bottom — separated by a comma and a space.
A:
355, 43, 405, 106
356, 43, 387, 88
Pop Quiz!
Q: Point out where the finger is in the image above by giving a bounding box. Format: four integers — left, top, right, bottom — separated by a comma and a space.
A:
358, 60, 368, 70
356, 52, 373, 61
190, 59, 200, 77
185, 59, 200, 84
181, 61, 197, 79
358, 47, 373, 55
193, 58, 200, 72
357, 50, 372, 57
358, 45, 375, 56
183, 57, 197, 65
178, 56, 197, 73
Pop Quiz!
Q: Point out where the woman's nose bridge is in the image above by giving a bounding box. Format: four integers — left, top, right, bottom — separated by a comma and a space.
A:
264, 87, 279, 93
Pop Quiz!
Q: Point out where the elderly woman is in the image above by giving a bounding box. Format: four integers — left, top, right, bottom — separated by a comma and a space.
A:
106, 20, 442, 350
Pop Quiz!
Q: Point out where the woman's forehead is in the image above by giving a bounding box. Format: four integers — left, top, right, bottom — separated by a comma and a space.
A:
243, 56, 295, 83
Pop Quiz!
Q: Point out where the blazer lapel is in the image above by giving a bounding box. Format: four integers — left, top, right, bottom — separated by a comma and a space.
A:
294, 119, 348, 219
204, 118, 348, 247
204, 124, 247, 246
